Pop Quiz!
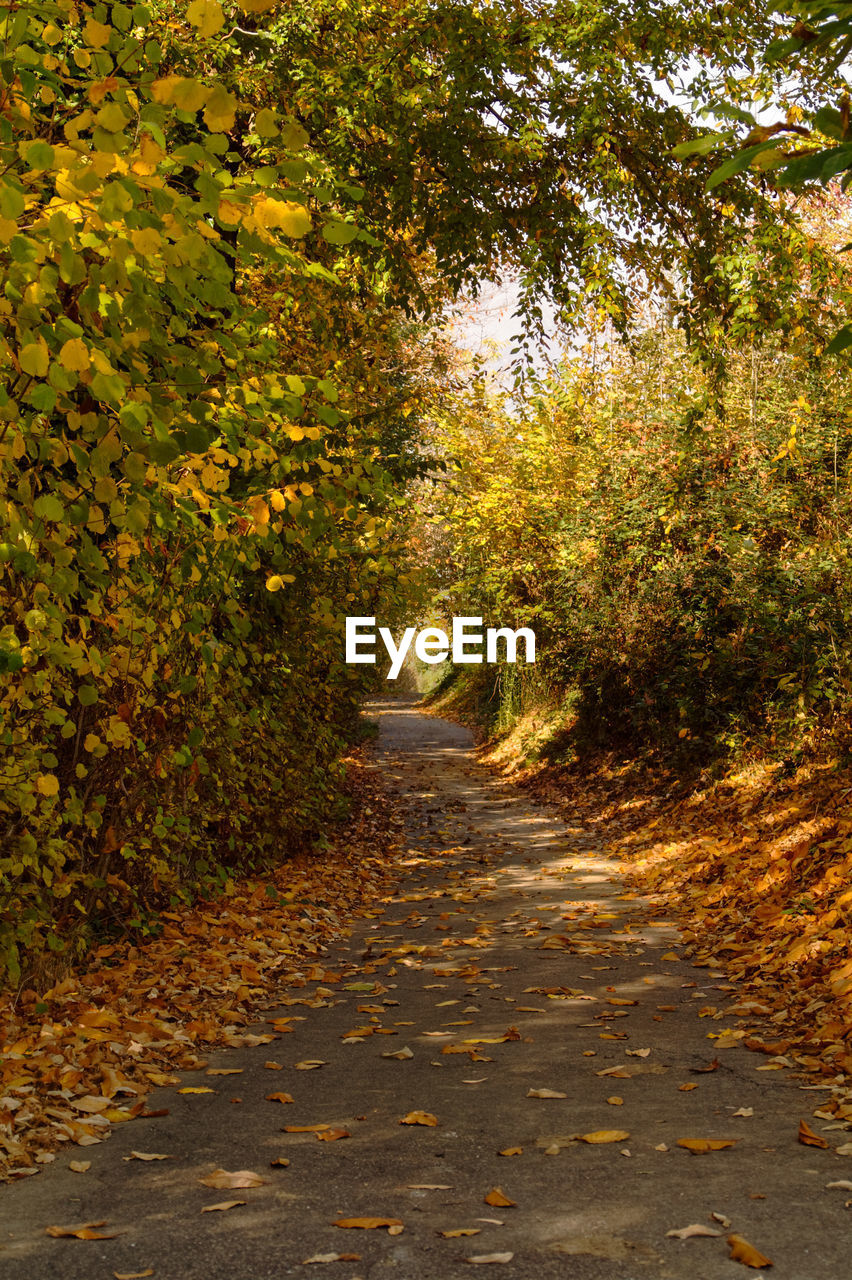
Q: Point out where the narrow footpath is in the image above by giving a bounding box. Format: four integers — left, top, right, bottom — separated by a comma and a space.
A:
2, 700, 849, 1279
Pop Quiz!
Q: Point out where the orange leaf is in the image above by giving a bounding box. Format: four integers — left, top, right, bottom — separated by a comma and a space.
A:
727, 1234, 773, 1268
677, 1138, 737, 1154
484, 1187, 516, 1207
316, 1127, 350, 1141
798, 1119, 828, 1149
577, 1130, 630, 1144
46, 1221, 120, 1239
400, 1110, 438, 1126
265, 1092, 295, 1105
334, 1217, 403, 1230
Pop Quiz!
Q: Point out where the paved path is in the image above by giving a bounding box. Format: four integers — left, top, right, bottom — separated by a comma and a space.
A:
2, 699, 849, 1278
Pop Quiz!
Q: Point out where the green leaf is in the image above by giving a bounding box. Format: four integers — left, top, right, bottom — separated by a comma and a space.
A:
322, 220, 360, 245
78, 685, 99, 707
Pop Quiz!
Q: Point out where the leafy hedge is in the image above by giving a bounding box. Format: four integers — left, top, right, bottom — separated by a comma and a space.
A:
0, 1, 434, 984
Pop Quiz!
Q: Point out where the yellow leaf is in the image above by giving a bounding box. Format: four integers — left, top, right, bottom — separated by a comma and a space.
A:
255, 108, 278, 137
59, 338, 90, 372
316, 1127, 350, 1141
178, 1086, 215, 1094
201, 1200, 245, 1213
498, 1146, 522, 1157
36, 773, 59, 797
798, 1119, 828, 1149
441, 1228, 481, 1237
203, 86, 238, 132
254, 198, 312, 237
187, 0, 226, 36
20, 342, 49, 378
131, 228, 162, 256
399, 1110, 438, 1126
265, 1092, 295, 1104
84, 18, 112, 47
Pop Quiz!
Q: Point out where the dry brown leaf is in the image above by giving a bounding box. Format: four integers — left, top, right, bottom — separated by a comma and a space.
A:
407, 1183, 452, 1189
198, 1167, 265, 1189
263, 1061, 283, 1070
270, 1158, 291, 1167
679, 1083, 698, 1092
498, 1146, 522, 1156
265, 1092, 295, 1105
826, 1179, 852, 1190
334, 1217, 403, 1230
68, 1161, 91, 1173
114, 1271, 154, 1279
295, 1060, 327, 1070
691, 1059, 720, 1074
45, 1220, 121, 1240
727, 1234, 773, 1268
465, 1253, 514, 1265
677, 1138, 737, 1154
284, 1123, 330, 1133
316, 1127, 350, 1141
400, 1110, 438, 1126
527, 1088, 566, 1099
441, 1228, 481, 1237
666, 1223, 723, 1239
382, 1047, 414, 1060
206, 1068, 243, 1076
577, 1130, 630, 1144
484, 1187, 516, 1207
201, 1200, 246, 1213
798, 1120, 828, 1149
123, 1151, 170, 1162
626, 1047, 651, 1058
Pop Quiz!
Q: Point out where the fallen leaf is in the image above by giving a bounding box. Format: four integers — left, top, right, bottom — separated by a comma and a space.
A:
441, 1228, 481, 1237
691, 1059, 720, 1073
465, 1254, 514, 1264
46, 1221, 121, 1240
798, 1119, 828, 1149
266, 1092, 295, 1105
679, 1083, 698, 1092
407, 1183, 452, 1190
666, 1224, 723, 1239
303, 1255, 362, 1265
733, 1108, 754, 1118
69, 1161, 91, 1173
201, 1200, 246, 1213
727, 1234, 773, 1268
177, 1087, 215, 1095
316, 1128, 350, 1141
835, 1141, 852, 1156
334, 1217, 403, 1231
577, 1130, 630, 1144
400, 1110, 438, 1126
264, 1061, 283, 1070
206, 1068, 243, 1076
382, 1047, 414, 1060
295, 1060, 327, 1070
607, 998, 637, 1006
607, 1097, 624, 1106
677, 1139, 737, 1153
626, 1047, 651, 1058
826, 1180, 852, 1189
484, 1187, 516, 1207
712, 1212, 732, 1227
198, 1168, 266, 1189
270, 1158, 291, 1167
498, 1146, 522, 1156
114, 1271, 154, 1279
123, 1151, 170, 1162
284, 1124, 330, 1133
527, 1088, 567, 1099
